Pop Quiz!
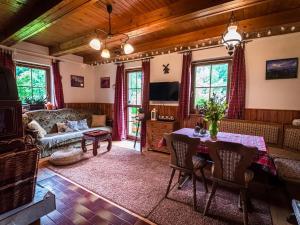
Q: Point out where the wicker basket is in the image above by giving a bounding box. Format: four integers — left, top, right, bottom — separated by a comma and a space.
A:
0, 141, 39, 214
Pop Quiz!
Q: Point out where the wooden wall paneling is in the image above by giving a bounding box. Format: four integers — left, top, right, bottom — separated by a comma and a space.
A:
245, 109, 300, 124
64, 103, 114, 119
64, 103, 300, 125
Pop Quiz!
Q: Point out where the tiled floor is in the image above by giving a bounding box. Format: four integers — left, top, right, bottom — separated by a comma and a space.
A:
36, 167, 152, 225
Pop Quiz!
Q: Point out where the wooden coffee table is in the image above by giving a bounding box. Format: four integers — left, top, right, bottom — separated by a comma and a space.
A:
81, 130, 112, 156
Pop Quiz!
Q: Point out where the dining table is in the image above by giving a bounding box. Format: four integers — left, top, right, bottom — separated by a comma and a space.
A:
163, 128, 277, 176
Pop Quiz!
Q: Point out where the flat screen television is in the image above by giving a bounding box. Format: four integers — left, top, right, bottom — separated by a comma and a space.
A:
150, 82, 179, 101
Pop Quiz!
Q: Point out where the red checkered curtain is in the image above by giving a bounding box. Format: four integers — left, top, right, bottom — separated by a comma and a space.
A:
178, 52, 192, 126
228, 44, 246, 119
0, 49, 15, 75
52, 60, 65, 109
112, 64, 125, 141
141, 59, 150, 147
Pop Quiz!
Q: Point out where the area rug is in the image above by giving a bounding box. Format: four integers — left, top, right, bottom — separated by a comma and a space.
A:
48, 144, 272, 225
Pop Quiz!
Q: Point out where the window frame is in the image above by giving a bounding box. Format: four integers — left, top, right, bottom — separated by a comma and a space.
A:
16, 62, 51, 104
125, 68, 143, 139
190, 57, 232, 114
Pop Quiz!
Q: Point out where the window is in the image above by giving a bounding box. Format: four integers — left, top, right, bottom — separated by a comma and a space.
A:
126, 69, 142, 138
16, 63, 50, 104
191, 59, 231, 112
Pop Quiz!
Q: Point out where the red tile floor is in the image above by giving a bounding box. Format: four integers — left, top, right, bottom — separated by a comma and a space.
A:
35, 167, 152, 225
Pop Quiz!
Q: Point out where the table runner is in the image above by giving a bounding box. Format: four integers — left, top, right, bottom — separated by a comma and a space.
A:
165, 128, 277, 175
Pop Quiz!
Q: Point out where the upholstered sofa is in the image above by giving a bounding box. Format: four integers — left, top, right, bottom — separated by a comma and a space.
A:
23, 108, 112, 158
219, 119, 300, 184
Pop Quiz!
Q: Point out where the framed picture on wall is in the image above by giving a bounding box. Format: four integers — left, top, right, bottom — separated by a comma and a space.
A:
71, 75, 84, 88
101, 77, 110, 88
266, 58, 298, 80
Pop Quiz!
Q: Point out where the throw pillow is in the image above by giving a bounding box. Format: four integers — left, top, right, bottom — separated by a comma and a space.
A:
77, 119, 89, 130
56, 122, 73, 133
66, 120, 80, 131
91, 115, 106, 127
28, 120, 47, 138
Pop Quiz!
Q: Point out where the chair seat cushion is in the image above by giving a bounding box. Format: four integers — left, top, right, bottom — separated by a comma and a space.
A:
268, 147, 300, 161
49, 147, 83, 166
192, 156, 206, 169
274, 158, 300, 183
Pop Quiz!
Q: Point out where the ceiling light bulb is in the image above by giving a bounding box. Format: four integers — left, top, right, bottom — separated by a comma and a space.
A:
223, 25, 242, 47
267, 30, 271, 35
89, 38, 102, 50
123, 43, 134, 54
291, 26, 296, 31
281, 26, 285, 31
101, 48, 110, 58
257, 33, 261, 38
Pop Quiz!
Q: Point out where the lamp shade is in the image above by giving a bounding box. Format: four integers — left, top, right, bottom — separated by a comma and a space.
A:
101, 48, 110, 58
223, 25, 242, 47
123, 43, 134, 54
89, 38, 101, 50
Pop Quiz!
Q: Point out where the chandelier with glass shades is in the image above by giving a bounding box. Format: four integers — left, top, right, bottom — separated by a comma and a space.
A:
222, 12, 242, 55
89, 4, 134, 59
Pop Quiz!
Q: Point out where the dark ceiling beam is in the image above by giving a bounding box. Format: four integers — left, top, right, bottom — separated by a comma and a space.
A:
50, 0, 273, 56
83, 7, 300, 63
0, 0, 98, 46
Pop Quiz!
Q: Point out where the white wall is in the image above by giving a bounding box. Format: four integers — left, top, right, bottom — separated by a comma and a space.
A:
95, 32, 300, 110
13, 32, 300, 110
12, 42, 96, 103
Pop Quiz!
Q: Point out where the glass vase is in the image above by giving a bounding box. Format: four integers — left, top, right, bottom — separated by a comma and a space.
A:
209, 120, 219, 140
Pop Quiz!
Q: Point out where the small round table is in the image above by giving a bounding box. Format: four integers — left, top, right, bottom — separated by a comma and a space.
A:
81, 130, 112, 156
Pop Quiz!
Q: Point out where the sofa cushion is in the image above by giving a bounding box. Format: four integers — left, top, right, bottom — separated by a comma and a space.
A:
66, 120, 80, 131
56, 122, 73, 133
219, 119, 282, 146
268, 147, 300, 161
28, 120, 47, 138
77, 119, 89, 130
274, 158, 300, 183
283, 127, 300, 151
91, 115, 106, 127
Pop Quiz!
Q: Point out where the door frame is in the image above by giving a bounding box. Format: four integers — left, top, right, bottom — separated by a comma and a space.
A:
125, 68, 142, 140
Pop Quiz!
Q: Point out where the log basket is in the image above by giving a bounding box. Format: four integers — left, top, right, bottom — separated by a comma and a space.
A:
0, 136, 39, 214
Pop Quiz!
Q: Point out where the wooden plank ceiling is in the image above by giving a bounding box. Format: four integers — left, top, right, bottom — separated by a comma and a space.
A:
1, 0, 300, 64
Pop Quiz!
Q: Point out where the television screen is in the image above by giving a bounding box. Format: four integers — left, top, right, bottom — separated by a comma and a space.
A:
150, 82, 179, 101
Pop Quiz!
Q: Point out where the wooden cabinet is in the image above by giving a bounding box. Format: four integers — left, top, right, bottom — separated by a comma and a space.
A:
146, 120, 178, 153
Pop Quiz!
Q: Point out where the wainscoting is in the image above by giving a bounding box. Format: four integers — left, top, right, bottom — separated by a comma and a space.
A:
64, 102, 300, 125
64, 103, 114, 120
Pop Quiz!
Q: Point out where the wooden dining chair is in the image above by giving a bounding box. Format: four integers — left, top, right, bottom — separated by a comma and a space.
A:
164, 133, 208, 211
203, 140, 257, 225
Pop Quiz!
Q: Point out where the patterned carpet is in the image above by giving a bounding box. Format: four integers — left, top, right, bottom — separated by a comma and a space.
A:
48, 144, 272, 225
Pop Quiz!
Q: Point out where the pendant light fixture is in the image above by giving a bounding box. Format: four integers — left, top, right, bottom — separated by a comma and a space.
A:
89, 4, 134, 58
222, 12, 242, 56
89, 37, 101, 50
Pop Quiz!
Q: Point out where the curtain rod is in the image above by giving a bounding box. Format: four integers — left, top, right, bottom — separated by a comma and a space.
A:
0, 44, 86, 65
178, 40, 252, 54
114, 56, 153, 64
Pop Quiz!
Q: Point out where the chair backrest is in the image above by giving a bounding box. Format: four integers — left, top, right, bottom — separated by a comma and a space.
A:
164, 133, 200, 170
205, 141, 257, 185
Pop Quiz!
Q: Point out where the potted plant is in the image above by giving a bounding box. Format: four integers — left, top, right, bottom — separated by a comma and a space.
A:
24, 96, 46, 110
202, 94, 227, 140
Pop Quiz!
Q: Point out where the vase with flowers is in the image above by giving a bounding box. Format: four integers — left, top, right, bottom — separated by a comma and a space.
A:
202, 93, 227, 140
